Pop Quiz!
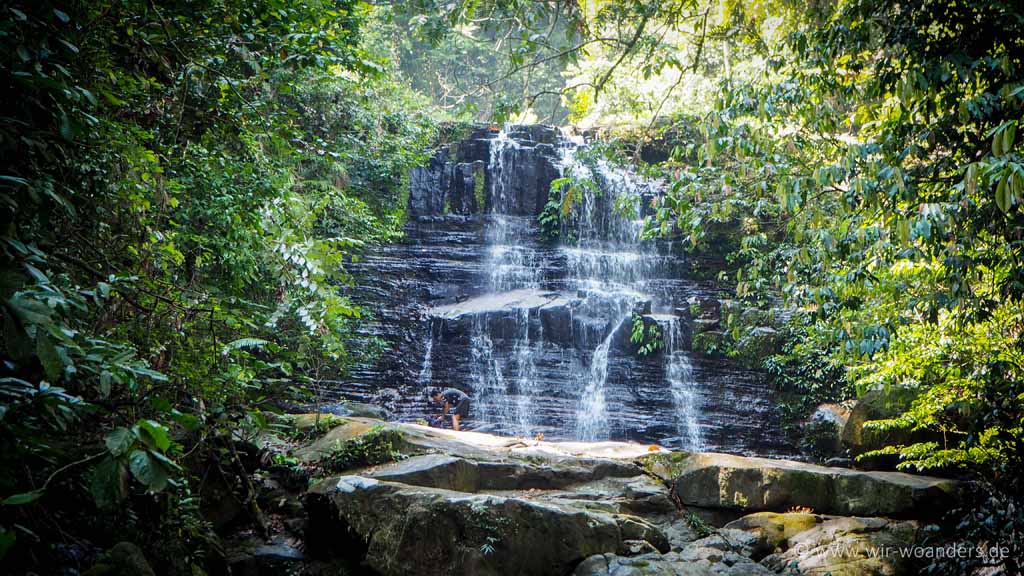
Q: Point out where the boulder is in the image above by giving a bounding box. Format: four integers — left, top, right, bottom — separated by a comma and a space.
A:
665, 452, 956, 517
306, 476, 661, 576
675, 545, 777, 575
297, 417, 663, 470
801, 403, 852, 461
761, 516, 919, 576
841, 390, 919, 459
84, 542, 155, 576
810, 403, 852, 429
575, 548, 776, 576
723, 511, 821, 554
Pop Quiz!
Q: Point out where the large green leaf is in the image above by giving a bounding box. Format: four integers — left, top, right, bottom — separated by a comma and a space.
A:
36, 332, 62, 382
135, 420, 170, 452
128, 450, 169, 492
7, 293, 52, 326
90, 456, 127, 510
104, 427, 134, 457
1, 490, 43, 506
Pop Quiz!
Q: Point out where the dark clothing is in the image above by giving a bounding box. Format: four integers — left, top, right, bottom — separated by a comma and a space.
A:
440, 389, 471, 418
441, 388, 469, 406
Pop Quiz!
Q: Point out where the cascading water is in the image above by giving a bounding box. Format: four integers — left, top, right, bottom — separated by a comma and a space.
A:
466, 126, 682, 440
417, 335, 433, 386
664, 317, 704, 451
336, 123, 794, 457
576, 313, 629, 440
462, 132, 547, 436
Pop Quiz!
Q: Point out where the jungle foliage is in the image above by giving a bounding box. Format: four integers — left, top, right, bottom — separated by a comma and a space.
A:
2, 0, 1022, 574
0, 0, 435, 571
430, 0, 1023, 571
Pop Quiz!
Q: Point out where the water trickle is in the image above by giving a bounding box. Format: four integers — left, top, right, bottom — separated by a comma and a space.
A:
417, 333, 434, 387
665, 318, 704, 451
469, 315, 511, 427
576, 313, 629, 441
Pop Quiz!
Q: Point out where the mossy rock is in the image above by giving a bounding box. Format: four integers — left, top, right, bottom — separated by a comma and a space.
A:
667, 452, 956, 517
637, 451, 691, 482
295, 418, 389, 463
83, 542, 155, 576
724, 511, 822, 552
288, 413, 348, 430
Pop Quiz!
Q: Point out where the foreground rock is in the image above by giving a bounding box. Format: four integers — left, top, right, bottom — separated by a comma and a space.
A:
297, 418, 954, 576
307, 475, 662, 576
657, 452, 955, 517
762, 516, 919, 576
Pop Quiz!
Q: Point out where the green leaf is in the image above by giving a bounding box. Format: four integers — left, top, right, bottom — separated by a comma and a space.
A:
36, 332, 62, 382
128, 450, 169, 492
170, 409, 200, 431
995, 175, 1010, 213
135, 420, 170, 452
3, 313, 32, 361
1, 490, 43, 506
90, 456, 127, 509
104, 427, 134, 457
0, 527, 14, 560
7, 293, 53, 326
222, 338, 269, 355
99, 370, 113, 397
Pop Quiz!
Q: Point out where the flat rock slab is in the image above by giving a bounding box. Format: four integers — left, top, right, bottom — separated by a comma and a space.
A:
369, 453, 640, 492
666, 452, 956, 517
296, 417, 668, 467
306, 475, 664, 576
428, 288, 575, 319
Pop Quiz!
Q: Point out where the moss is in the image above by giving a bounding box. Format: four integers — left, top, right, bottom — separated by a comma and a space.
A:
473, 164, 486, 210
281, 413, 348, 442
637, 452, 691, 481
319, 425, 406, 472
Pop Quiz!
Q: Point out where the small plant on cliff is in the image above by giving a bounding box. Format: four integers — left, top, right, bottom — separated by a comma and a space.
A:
684, 512, 714, 538
631, 314, 664, 356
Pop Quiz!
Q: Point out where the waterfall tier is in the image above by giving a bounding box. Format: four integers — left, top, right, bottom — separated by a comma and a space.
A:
331, 125, 792, 457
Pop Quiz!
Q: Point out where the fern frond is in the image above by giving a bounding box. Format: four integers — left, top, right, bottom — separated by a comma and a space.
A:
222, 338, 269, 355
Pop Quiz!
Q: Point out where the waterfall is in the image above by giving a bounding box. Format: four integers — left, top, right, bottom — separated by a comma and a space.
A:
576, 314, 629, 440
465, 130, 545, 436
438, 126, 706, 443
559, 148, 656, 440
665, 318, 704, 451
417, 334, 433, 386
336, 124, 795, 457
469, 316, 511, 427
512, 308, 543, 436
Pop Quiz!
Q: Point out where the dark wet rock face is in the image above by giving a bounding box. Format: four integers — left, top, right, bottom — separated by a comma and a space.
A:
329, 125, 792, 457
